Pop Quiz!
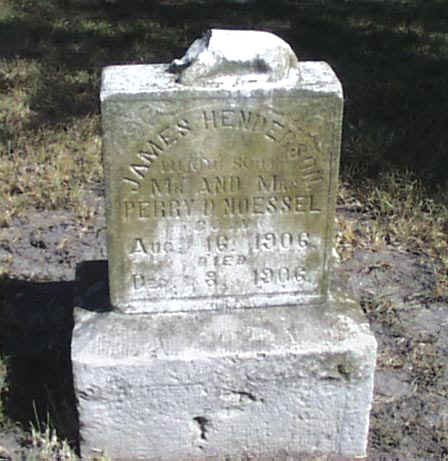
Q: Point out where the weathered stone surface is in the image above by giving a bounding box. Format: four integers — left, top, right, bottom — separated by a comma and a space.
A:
169, 29, 299, 86
72, 269, 376, 461
73, 31, 376, 461
101, 59, 342, 313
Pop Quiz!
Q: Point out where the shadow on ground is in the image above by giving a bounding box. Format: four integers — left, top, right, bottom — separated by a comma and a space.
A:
0, 278, 80, 451
0, 260, 110, 452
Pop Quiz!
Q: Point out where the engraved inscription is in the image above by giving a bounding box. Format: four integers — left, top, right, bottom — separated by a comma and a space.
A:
108, 100, 340, 311
198, 255, 247, 267
253, 267, 306, 286
201, 109, 296, 147
122, 195, 320, 219
222, 195, 320, 216
200, 176, 241, 194
123, 118, 192, 191
122, 109, 324, 191
253, 232, 310, 252
123, 199, 195, 219
132, 274, 168, 290
121, 173, 322, 221
130, 238, 183, 255
204, 232, 311, 253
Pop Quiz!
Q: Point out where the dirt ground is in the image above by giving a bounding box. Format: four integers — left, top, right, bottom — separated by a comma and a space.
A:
0, 195, 447, 460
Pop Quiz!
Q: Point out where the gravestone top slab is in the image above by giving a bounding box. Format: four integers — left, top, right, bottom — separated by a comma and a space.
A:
100, 61, 340, 100
100, 31, 343, 314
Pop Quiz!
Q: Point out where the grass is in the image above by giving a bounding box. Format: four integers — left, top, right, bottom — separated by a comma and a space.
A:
29, 419, 78, 461
0, 354, 8, 430
0, 0, 447, 456
0, 352, 107, 459
337, 170, 448, 297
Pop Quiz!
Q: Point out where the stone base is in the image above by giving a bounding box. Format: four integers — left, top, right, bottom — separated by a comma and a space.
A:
72, 262, 376, 461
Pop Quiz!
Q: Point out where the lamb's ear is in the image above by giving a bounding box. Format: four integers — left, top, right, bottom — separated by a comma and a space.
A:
168, 30, 212, 74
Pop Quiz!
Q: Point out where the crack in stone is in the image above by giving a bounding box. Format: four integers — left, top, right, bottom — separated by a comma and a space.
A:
193, 416, 210, 441
233, 390, 258, 402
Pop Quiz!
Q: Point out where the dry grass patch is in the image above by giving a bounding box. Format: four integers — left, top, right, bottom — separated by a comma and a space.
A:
0, 113, 102, 225
337, 171, 448, 299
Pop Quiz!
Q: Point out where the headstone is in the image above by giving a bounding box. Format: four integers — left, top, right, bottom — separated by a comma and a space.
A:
103, 29, 336, 314
72, 29, 376, 461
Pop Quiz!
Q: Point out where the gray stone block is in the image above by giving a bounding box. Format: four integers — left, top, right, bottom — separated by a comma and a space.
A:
72, 267, 376, 460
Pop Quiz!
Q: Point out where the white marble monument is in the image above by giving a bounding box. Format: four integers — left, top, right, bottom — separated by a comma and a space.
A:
72, 30, 376, 460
